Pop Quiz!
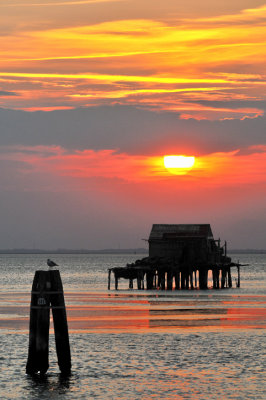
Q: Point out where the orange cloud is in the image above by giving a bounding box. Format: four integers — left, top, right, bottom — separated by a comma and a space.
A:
0, 4, 266, 117
1, 145, 266, 188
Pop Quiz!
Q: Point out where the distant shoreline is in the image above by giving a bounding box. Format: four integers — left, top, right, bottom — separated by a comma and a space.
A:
0, 248, 148, 255
0, 248, 265, 254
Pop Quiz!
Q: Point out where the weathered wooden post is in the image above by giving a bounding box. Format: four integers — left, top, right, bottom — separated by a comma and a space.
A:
137, 271, 142, 290
167, 270, 173, 290
227, 267, 232, 288
26, 269, 71, 375
26, 271, 50, 375
199, 268, 208, 289
237, 265, 240, 287
114, 272, 119, 290
180, 270, 186, 289
108, 269, 111, 290
174, 271, 180, 290
221, 267, 226, 288
159, 270, 166, 290
194, 270, 197, 288
146, 271, 154, 289
49, 270, 71, 375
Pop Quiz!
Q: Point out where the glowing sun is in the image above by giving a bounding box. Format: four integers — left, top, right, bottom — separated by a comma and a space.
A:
164, 155, 195, 174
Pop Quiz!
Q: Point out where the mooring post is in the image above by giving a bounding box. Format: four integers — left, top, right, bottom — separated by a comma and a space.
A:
26, 269, 71, 375
26, 271, 50, 375
49, 270, 71, 375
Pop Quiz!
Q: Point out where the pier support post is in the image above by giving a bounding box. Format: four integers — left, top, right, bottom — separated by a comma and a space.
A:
227, 267, 232, 288
199, 269, 208, 289
146, 271, 154, 290
221, 268, 226, 288
167, 271, 173, 290
115, 273, 119, 290
137, 272, 142, 290
174, 271, 180, 290
180, 271, 186, 289
158, 270, 165, 290
108, 270, 111, 290
194, 270, 197, 288
189, 271, 194, 289
237, 265, 240, 288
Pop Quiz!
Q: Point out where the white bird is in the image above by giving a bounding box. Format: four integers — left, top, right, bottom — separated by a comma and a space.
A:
47, 259, 58, 269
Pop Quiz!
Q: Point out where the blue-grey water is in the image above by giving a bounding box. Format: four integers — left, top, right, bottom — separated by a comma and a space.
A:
0, 253, 265, 399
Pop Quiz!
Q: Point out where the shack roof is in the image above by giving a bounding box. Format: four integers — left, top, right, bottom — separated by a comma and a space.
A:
149, 224, 214, 240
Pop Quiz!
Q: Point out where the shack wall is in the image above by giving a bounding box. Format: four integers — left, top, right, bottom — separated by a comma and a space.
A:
149, 237, 210, 264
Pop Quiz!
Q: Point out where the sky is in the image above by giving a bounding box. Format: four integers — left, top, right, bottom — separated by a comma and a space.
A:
0, 0, 266, 249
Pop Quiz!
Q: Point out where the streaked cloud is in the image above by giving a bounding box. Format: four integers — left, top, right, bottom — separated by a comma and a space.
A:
0, 4, 265, 118
1, 0, 123, 7
1, 144, 265, 188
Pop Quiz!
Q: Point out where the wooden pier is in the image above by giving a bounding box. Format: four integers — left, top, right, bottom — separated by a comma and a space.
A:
108, 256, 240, 290
108, 224, 242, 290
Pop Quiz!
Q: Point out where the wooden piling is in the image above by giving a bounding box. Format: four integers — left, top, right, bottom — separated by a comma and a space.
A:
26, 271, 50, 375
174, 271, 180, 290
108, 270, 111, 290
180, 271, 186, 289
26, 269, 71, 376
237, 265, 240, 287
115, 273, 119, 290
158, 270, 165, 290
228, 267, 232, 288
49, 270, 71, 375
199, 269, 208, 289
194, 270, 197, 288
137, 271, 142, 290
146, 271, 154, 290
167, 271, 173, 290
221, 268, 226, 288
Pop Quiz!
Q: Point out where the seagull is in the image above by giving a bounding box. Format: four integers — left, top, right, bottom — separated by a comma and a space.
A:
47, 259, 58, 269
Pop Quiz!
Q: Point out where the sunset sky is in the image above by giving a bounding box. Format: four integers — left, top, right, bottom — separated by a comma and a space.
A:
0, 0, 266, 249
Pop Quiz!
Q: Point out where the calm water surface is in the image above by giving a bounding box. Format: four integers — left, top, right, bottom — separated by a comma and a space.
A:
0, 253, 265, 399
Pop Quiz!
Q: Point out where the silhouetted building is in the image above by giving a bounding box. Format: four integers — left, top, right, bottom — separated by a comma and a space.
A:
148, 223, 224, 264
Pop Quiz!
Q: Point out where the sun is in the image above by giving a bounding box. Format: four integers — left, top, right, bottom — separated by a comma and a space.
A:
163, 155, 195, 174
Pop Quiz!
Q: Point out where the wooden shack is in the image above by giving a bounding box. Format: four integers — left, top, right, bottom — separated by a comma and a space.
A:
108, 224, 240, 291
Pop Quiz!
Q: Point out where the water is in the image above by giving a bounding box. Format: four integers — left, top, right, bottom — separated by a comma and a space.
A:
0, 253, 265, 399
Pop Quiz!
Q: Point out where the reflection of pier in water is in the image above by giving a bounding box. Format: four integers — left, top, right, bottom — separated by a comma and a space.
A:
108, 224, 242, 291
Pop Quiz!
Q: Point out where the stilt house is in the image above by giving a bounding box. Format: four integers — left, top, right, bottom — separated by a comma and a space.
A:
149, 224, 224, 264
108, 223, 240, 291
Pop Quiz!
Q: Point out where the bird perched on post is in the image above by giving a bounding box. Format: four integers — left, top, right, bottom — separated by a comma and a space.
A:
47, 259, 58, 270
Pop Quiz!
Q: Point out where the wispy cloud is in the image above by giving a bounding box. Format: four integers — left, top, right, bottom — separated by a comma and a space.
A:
0, 4, 266, 118
1, 0, 123, 7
